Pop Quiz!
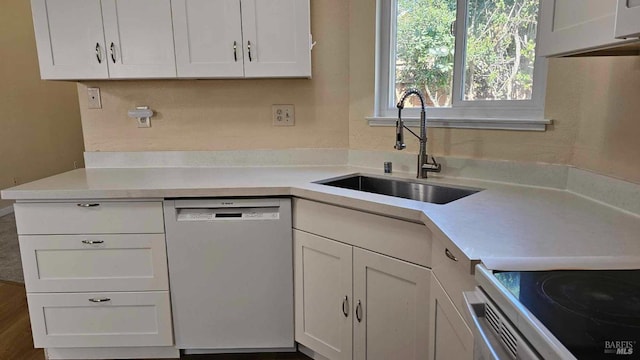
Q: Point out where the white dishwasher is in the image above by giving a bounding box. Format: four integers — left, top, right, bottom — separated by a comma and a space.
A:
163, 198, 293, 353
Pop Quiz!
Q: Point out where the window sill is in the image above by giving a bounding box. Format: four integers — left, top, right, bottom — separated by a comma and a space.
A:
366, 116, 552, 131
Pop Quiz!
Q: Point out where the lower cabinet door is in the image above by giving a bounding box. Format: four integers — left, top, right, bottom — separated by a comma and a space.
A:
294, 230, 353, 360
428, 274, 474, 360
27, 291, 173, 348
353, 248, 430, 360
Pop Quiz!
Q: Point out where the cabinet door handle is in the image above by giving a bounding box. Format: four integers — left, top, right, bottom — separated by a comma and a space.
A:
247, 41, 252, 62
89, 298, 111, 303
95, 43, 102, 63
445, 248, 458, 262
233, 41, 238, 62
355, 300, 363, 322
342, 296, 349, 317
77, 203, 100, 207
110, 42, 116, 63
82, 240, 104, 245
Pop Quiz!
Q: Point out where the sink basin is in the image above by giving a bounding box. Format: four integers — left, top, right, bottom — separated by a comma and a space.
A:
317, 175, 481, 205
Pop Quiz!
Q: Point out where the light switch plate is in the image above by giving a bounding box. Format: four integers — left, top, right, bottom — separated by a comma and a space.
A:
87, 88, 102, 109
272, 105, 295, 126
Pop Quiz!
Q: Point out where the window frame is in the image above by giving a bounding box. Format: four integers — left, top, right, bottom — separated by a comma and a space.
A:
372, 0, 550, 131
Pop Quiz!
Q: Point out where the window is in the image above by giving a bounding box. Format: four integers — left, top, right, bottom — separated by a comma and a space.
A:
373, 0, 549, 130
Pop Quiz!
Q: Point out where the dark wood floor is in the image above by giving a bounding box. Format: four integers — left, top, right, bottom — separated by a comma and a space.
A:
0, 281, 310, 360
0, 281, 43, 360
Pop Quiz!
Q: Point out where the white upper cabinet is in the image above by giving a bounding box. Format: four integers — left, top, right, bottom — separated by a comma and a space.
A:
615, 0, 640, 38
241, 0, 312, 78
31, 0, 109, 79
32, 0, 175, 79
31, 0, 311, 79
173, 0, 311, 78
172, 0, 245, 78
538, 0, 638, 57
101, 0, 176, 78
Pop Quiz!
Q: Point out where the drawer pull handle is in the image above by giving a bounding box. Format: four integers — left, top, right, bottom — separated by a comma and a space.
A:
445, 248, 458, 262
95, 42, 102, 63
355, 300, 363, 323
89, 298, 111, 303
110, 42, 116, 63
233, 41, 238, 62
342, 295, 349, 317
82, 240, 104, 245
77, 203, 100, 207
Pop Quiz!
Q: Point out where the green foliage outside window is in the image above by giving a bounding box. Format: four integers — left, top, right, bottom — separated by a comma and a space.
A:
395, 0, 539, 107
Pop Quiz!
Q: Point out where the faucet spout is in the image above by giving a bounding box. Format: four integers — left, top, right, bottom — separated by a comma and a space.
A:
394, 89, 441, 179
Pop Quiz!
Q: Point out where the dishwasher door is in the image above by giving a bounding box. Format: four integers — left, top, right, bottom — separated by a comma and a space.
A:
164, 198, 293, 351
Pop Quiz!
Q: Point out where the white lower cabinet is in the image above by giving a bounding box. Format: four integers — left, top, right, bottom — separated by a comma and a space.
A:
295, 230, 353, 360
19, 234, 169, 293
428, 274, 474, 360
27, 291, 173, 348
294, 230, 430, 360
15, 200, 176, 358
353, 247, 430, 360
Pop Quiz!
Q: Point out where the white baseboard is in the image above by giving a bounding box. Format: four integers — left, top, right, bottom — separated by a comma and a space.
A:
0, 205, 14, 218
297, 344, 330, 360
45, 346, 179, 359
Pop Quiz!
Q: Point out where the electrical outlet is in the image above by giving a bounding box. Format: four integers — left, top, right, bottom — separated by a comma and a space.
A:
137, 117, 151, 128
87, 88, 102, 109
272, 105, 295, 126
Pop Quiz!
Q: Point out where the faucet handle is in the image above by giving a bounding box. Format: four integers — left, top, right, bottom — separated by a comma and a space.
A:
422, 156, 442, 173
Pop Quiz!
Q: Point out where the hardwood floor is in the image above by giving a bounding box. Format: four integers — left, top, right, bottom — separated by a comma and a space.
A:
0, 281, 43, 360
0, 280, 310, 360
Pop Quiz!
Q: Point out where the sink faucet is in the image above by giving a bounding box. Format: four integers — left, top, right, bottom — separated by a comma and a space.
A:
394, 88, 441, 179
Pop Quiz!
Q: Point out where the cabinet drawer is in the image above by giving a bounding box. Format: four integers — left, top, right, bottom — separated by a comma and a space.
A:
293, 199, 431, 267
14, 201, 164, 235
431, 235, 477, 321
28, 291, 173, 348
20, 234, 169, 293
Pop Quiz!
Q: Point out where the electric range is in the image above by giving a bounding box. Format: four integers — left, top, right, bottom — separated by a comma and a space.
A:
465, 265, 640, 360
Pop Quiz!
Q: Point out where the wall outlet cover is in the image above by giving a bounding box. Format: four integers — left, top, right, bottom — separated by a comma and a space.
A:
87, 88, 102, 109
272, 105, 295, 126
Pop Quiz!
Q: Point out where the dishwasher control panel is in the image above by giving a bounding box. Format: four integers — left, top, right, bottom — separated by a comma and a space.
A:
176, 207, 280, 221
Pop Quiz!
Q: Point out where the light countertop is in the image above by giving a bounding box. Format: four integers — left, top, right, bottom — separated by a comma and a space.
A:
2, 166, 639, 271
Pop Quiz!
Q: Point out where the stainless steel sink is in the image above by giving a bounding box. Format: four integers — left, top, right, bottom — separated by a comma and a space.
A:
317, 175, 481, 205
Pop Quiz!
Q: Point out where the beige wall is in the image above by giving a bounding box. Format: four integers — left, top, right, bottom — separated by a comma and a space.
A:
79, 0, 350, 152
0, 0, 84, 209
569, 57, 640, 184
76, 0, 640, 184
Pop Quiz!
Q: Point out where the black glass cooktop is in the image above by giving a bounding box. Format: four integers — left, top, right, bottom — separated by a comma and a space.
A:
495, 270, 640, 360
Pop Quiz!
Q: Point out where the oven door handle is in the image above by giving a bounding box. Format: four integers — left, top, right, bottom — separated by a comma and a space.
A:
464, 291, 502, 360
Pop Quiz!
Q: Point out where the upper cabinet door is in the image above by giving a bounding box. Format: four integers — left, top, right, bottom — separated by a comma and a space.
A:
240, 0, 311, 78
101, 0, 176, 78
615, 0, 640, 38
172, 0, 244, 78
538, 0, 628, 56
31, 0, 109, 80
